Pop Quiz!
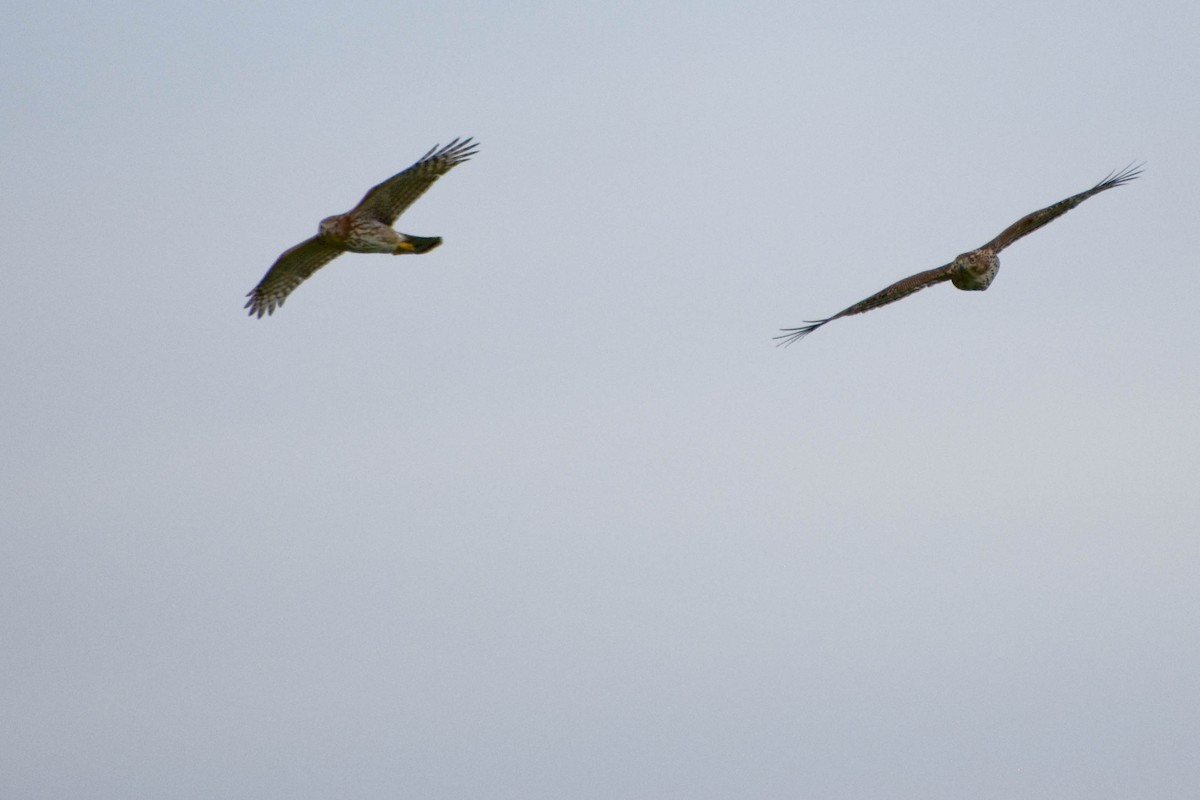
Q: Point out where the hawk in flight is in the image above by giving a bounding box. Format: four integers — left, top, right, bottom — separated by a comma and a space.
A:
776, 163, 1143, 345
245, 137, 479, 317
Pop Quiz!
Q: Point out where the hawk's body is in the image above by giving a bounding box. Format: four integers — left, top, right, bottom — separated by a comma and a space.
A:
776, 164, 1143, 345
245, 137, 478, 318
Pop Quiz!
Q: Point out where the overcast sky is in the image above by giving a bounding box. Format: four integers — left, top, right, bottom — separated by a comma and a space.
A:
3, 1, 1199, 798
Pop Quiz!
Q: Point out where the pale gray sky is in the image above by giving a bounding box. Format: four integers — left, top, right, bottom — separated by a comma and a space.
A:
3, 1, 1199, 798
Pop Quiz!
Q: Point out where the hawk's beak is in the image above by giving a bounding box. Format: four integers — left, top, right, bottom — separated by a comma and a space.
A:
396, 241, 417, 253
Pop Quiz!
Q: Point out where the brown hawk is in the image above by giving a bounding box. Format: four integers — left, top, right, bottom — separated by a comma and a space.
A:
776, 163, 1143, 345
245, 137, 479, 317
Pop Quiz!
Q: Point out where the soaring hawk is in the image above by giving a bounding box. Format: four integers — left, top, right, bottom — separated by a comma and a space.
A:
245, 137, 479, 317
776, 164, 1143, 345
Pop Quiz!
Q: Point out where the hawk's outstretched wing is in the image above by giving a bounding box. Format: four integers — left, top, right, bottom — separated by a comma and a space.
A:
980, 162, 1143, 253
351, 138, 480, 226
775, 263, 955, 346
245, 236, 344, 318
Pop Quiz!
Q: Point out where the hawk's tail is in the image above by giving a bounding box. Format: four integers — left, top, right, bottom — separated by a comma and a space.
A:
400, 235, 443, 254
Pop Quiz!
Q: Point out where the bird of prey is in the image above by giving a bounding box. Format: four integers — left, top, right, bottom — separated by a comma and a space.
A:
775, 163, 1143, 345
245, 137, 479, 317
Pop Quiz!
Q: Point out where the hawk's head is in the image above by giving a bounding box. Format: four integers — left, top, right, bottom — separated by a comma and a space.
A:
318, 215, 351, 241
950, 250, 1000, 291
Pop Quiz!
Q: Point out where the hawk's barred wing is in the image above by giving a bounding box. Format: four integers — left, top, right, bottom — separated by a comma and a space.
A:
245, 236, 344, 318
981, 162, 1143, 254
351, 138, 480, 226
775, 263, 955, 346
